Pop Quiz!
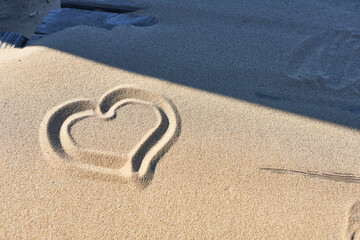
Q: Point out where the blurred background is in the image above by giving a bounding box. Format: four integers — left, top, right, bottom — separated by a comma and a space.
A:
0, 0, 59, 37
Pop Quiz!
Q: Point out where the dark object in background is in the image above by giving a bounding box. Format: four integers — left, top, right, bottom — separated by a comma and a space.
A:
61, 0, 142, 13
28, 8, 158, 45
0, 31, 28, 49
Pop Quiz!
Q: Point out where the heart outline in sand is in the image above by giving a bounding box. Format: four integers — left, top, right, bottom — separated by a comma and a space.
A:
39, 85, 181, 183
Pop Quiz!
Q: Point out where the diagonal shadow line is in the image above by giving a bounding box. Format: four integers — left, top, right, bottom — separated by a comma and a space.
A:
25, 3, 360, 130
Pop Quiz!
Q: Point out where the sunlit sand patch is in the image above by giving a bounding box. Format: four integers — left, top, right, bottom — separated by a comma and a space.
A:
39, 85, 181, 184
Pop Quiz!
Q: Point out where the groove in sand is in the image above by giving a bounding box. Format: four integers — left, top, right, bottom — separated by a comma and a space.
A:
39, 85, 181, 184
261, 167, 360, 183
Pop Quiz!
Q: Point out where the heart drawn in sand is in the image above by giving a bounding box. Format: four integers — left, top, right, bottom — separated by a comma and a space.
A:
39, 86, 181, 183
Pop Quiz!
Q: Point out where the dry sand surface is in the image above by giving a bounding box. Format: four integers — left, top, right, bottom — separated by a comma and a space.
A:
1, 0, 360, 239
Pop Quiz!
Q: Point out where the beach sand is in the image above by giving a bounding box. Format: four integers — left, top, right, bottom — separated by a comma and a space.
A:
1, 0, 360, 239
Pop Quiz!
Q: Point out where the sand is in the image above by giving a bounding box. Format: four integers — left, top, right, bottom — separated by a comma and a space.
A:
0, 0, 60, 37
1, 0, 360, 239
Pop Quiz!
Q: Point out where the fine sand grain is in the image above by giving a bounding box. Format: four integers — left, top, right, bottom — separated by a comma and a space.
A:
1, 0, 360, 239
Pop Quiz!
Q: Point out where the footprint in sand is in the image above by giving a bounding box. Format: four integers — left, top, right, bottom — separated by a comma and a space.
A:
39, 86, 181, 184
286, 30, 360, 94
348, 201, 360, 240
